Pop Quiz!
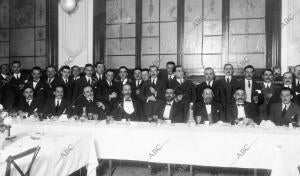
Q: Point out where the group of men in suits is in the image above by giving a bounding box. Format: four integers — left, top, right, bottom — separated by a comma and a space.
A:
1, 60, 300, 126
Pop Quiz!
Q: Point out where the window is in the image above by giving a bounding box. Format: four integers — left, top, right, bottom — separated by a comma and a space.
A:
141, 0, 177, 68
0, 0, 48, 69
105, 0, 136, 68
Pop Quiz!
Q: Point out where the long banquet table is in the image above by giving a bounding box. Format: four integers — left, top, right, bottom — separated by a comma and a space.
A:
1, 120, 300, 176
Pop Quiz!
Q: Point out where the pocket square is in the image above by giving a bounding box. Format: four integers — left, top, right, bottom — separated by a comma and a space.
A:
255, 90, 262, 94
296, 92, 300, 96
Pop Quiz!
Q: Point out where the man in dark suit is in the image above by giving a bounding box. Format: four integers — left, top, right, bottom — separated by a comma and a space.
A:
17, 86, 42, 116
139, 65, 166, 120
194, 87, 225, 124
157, 88, 185, 123
169, 66, 196, 119
73, 64, 97, 101
217, 64, 239, 106
53, 66, 74, 101
293, 65, 300, 106
236, 65, 264, 105
141, 68, 150, 82
45, 65, 56, 88
110, 84, 141, 121
71, 65, 81, 81
0, 64, 10, 105
5, 61, 29, 110
131, 68, 145, 120
95, 69, 120, 113
75, 85, 106, 119
25, 66, 48, 105
94, 62, 106, 84
259, 69, 281, 120
269, 87, 300, 126
226, 88, 260, 124
160, 61, 176, 87
117, 66, 132, 90
196, 67, 226, 107
43, 85, 70, 118
132, 68, 143, 98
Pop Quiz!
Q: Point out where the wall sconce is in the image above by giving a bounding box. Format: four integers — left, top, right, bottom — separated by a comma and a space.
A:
60, 0, 79, 14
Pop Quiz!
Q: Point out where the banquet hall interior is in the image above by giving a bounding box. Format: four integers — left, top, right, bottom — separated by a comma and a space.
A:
1, 0, 300, 176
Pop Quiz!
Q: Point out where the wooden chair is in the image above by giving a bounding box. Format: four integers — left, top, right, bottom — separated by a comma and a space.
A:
5, 146, 40, 176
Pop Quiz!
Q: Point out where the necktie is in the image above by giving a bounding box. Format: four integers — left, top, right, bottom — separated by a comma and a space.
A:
55, 100, 60, 112
48, 78, 51, 84
65, 79, 68, 84
208, 81, 211, 87
282, 105, 287, 117
27, 100, 30, 106
152, 79, 155, 85
267, 84, 270, 89
88, 78, 91, 85
248, 80, 251, 88
226, 78, 230, 84
169, 76, 172, 81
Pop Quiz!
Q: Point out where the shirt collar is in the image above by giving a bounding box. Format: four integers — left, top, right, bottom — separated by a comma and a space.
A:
284, 84, 292, 88
168, 74, 174, 79
55, 98, 62, 102
1, 73, 7, 78
166, 100, 174, 105
85, 75, 91, 80
282, 103, 291, 110
264, 82, 271, 87
225, 76, 232, 80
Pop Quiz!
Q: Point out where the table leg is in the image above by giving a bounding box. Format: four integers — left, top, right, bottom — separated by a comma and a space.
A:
108, 160, 112, 176
168, 164, 171, 176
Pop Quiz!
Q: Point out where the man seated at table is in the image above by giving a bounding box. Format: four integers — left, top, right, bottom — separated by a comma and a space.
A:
268, 87, 300, 126
193, 87, 225, 124
17, 86, 42, 117
75, 85, 106, 119
43, 85, 70, 118
157, 87, 185, 123
226, 88, 259, 125
110, 84, 141, 121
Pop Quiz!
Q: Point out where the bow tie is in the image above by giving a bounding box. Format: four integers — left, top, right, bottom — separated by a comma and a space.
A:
237, 104, 244, 107
33, 80, 38, 83
125, 99, 132, 102
166, 103, 172, 106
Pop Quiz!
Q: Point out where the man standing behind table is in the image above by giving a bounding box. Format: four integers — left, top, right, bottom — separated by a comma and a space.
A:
73, 64, 97, 101
157, 88, 185, 123
94, 62, 106, 84
259, 69, 281, 120
75, 85, 106, 119
17, 86, 42, 116
217, 64, 239, 106
26, 66, 48, 105
160, 61, 176, 87
71, 65, 81, 81
293, 65, 300, 106
131, 68, 145, 120
269, 87, 300, 126
169, 66, 196, 120
110, 84, 141, 121
226, 88, 260, 125
0, 64, 10, 106
196, 67, 226, 107
6, 61, 29, 110
53, 66, 74, 101
95, 69, 120, 113
139, 65, 166, 120
236, 65, 264, 105
141, 68, 150, 82
194, 87, 225, 124
43, 86, 70, 118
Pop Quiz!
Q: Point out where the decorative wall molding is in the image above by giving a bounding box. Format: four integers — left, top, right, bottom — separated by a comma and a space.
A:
58, 0, 93, 67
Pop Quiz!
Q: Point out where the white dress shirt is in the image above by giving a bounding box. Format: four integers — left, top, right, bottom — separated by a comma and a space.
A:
225, 76, 232, 83
96, 73, 102, 80
163, 101, 173, 119
124, 98, 134, 114
14, 73, 21, 79
33, 80, 39, 89
168, 74, 174, 80
206, 80, 213, 87
107, 80, 112, 86
27, 99, 32, 106
245, 79, 252, 103
55, 99, 62, 107
237, 103, 246, 120
1, 74, 7, 79
177, 79, 184, 84
122, 78, 128, 85
136, 79, 142, 87
85, 76, 92, 84
264, 82, 271, 88
284, 84, 292, 88
151, 77, 157, 85
282, 103, 291, 111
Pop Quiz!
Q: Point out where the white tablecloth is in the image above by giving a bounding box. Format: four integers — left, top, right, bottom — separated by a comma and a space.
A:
2, 120, 300, 176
